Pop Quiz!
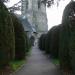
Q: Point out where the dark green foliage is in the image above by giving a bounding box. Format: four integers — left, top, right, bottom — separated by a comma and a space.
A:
38, 34, 46, 51
41, 34, 46, 51
49, 26, 60, 58
45, 29, 52, 54
11, 14, 30, 60
24, 34, 31, 53
38, 1, 75, 74
0, 2, 15, 68
38, 25, 60, 58
59, 1, 75, 74
38, 34, 43, 50
0, 1, 31, 69
59, 25, 71, 70
45, 26, 60, 58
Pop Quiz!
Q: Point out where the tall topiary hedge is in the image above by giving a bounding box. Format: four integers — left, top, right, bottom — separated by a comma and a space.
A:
44, 32, 50, 54
38, 34, 43, 50
45, 27, 55, 54
11, 14, 31, 60
0, 1, 31, 69
24, 33, 31, 53
38, 34, 46, 51
0, 2, 15, 68
59, 1, 75, 74
11, 14, 28, 60
46, 26, 60, 58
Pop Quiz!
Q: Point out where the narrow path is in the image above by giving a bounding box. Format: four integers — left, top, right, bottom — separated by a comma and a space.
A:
13, 45, 61, 75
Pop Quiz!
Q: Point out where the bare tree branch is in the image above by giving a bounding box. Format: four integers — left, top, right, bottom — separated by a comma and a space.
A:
8, 1, 21, 12
0, 0, 9, 2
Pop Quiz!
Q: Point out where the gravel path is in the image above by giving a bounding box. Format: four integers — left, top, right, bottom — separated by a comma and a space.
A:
13, 45, 61, 75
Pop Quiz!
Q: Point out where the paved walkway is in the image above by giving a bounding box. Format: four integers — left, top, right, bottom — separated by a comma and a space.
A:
13, 45, 61, 75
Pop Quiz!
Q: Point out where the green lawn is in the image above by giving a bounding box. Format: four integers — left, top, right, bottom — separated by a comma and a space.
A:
52, 59, 60, 65
10, 49, 32, 71
10, 60, 25, 71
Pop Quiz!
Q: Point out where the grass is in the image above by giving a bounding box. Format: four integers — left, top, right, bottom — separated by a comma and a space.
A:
52, 59, 60, 65
9, 48, 32, 71
10, 60, 25, 71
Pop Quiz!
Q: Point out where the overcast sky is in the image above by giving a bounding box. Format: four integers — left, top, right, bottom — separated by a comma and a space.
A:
5, 0, 71, 30
46, 0, 71, 29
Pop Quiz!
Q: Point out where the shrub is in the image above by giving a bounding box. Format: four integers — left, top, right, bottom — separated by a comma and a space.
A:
11, 14, 28, 60
0, 2, 15, 68
24, 33, 31, 53
59, 1, 75, 74
38, 34, 46, 51
11, 13, 31, 60
45, 26, 60, 58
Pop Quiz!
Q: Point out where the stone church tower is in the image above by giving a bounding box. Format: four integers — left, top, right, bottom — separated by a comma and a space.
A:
21, 0, 48, 36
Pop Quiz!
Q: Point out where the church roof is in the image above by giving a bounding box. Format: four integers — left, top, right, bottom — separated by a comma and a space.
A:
21, 18, 33, 32
16, 14, 36, 32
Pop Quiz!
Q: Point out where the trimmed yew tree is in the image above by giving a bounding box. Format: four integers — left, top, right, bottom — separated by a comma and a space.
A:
38, 34, 46, 51
0, 2, 15, 68
59, 1, 75, 74
45, 26, 60, 58
11, 14, 28, 60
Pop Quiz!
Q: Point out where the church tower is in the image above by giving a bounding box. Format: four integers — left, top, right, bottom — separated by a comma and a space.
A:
21, 0, 48, 36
